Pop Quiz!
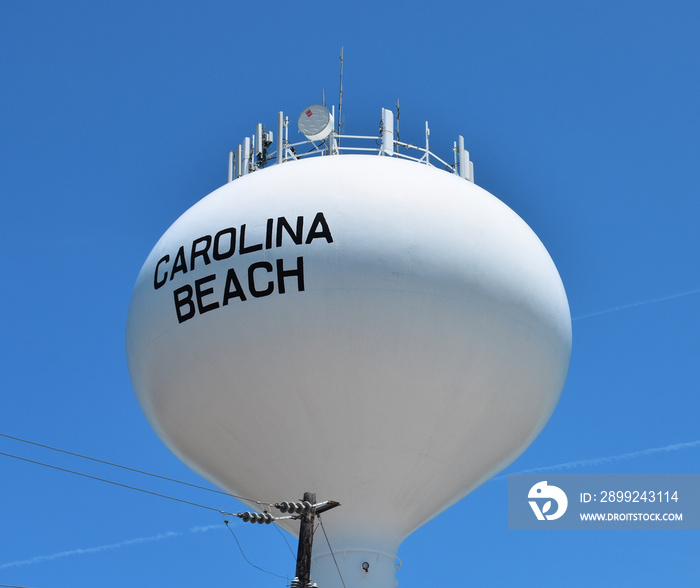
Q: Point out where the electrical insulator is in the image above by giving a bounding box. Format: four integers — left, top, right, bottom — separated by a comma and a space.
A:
239, 510, 275, 524
276, 500, 315, 514
291, 501, 312, 514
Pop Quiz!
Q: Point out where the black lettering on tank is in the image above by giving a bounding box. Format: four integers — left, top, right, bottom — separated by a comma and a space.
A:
223, 267, 248, 304
265, 218, 274, 249
276, 257, 305, 294
239, 224, 263, 254
154, 255, 169, 290
276, 216, 304, 247
173, 284, 195, 323
170, 246, 188, 279
305, 212, 333, 244
248, 261, 274, 297
190, 235, 212, 270
213, 227, 236, 260
195, 274, 219, 314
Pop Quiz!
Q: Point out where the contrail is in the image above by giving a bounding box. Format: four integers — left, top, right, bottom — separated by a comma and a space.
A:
0, 524, 223, 570
493, 440, 700, 481
573, 288, 700, 321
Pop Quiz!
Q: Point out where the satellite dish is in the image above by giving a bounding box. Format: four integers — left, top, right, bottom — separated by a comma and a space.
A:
127, 155, 571, 588
298, 104, 334, 141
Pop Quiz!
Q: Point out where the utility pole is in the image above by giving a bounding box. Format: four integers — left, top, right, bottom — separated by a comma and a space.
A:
295, 491, 316, 588
234, 495, 340, 587
256, 495, 339, 587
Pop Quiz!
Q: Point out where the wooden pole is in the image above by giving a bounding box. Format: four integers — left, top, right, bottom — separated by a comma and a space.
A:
295, 491, 316, 588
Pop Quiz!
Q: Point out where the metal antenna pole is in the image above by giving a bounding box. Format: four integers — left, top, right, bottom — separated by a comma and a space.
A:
295, 491, 316, 588
395, 98, 400, 153
338, 46, 344, 139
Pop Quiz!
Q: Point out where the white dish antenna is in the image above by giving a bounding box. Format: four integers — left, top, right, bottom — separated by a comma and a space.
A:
298, 104, 334, 141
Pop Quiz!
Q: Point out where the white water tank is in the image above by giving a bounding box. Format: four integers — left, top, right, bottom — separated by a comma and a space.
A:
126, 154, 571, 587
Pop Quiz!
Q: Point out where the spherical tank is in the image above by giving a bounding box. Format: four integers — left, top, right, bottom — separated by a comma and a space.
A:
126, 154, 571, 587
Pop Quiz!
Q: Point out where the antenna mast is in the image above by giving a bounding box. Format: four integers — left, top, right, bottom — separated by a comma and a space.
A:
338, 46, 344, 138
395, 98, 400, 154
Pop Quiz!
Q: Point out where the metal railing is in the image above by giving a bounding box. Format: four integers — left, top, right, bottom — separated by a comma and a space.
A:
228, 107, 474, 184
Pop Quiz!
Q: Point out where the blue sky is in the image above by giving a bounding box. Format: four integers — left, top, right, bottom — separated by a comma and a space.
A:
1, 1, 699, 586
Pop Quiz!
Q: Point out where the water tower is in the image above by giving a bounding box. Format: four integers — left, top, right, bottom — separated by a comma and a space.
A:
126, 102, 571, 587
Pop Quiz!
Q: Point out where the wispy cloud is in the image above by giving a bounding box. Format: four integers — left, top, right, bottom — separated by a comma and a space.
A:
0, 525, 223, 570
573, 288, 700, 321
494, 439, 700, 481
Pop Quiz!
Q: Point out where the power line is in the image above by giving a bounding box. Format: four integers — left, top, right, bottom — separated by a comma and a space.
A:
223, 519, 290, 581
0, 450, 235, 516
0, 431, 271, 506
317, 514, 347, 588
0, 434, 336, 582
273, 522, 297, 561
